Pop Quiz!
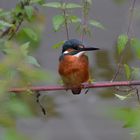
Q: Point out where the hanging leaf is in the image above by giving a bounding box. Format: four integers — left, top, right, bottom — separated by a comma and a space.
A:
89, 20, 105, 30
20, 42, 30, 56
43, 2, 61, 8
117, 34, 128, 54
130, 38, 140, 59
26, 56, 40, 67
52, 15, 65, 31
124, 64, 131, 79
0, 20, 13, 29
52, 41, 64, 49
132, 67, 140, 80
25, 6, 34, 20
31, 0, 44, 4
69, 15, 81, 23
65, 3, 82, 9
115, 94, 127, 100
23, 28, 38, 41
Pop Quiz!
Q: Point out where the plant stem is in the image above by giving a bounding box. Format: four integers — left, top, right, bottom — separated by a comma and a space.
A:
63, 9, 69, 40
111, 0, 137, 82
81, 0, 89, 42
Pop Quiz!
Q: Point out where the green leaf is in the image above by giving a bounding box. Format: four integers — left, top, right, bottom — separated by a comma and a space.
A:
124, 64, 131, 79
65, 3, 82, 9
43, 2, 61, 8
25, 6, 34, 20
6, 98, 32, 117
4, 129, 26, 140
132, 67, 140, 80
131, 38, 140, 59
0, 20, 13, 29
52, 15, 65, 31
89, 20, 105, 30
69, 15, 81, 23
20, 42, 30, 56
52, 41, 64, 49
117, 34, 128, 54
26, 56, 40, 67
87, 0, 92, 4
31, 0, 44, 4
23, 28, 38, 41
115, 94, 127, 100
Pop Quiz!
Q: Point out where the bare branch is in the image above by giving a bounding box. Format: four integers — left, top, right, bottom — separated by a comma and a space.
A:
9, 80, 140, 93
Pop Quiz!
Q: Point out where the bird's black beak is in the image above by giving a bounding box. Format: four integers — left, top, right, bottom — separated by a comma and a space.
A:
79, 47, 99, 52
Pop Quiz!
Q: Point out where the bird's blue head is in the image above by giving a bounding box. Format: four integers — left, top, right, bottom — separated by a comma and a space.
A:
62, 39, 99, 53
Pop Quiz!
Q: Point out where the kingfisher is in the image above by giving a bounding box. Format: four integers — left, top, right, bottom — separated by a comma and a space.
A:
58, 39, 99, 94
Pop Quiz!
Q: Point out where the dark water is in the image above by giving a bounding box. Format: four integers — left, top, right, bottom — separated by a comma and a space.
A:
1, 0, 140, 140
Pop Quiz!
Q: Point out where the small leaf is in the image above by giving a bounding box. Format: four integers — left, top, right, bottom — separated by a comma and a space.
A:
43, 2, 61, 8
52, 41, 64, 49
0, 20, 13, 29
117, 34, 128, 54
89, 20, 105, 30
132, 67, 140, 80
65, 3, 82, 9
31, 0, 44, 4
52, 15, 65, 31
87, 0, 92, 4
131, 38, 140, 59
69, 15, 81, 23
20, 42, 30, 56
26, 56, 40, 67
124, 64, 131, 79
23, 28, 38, 41
115, 94, 127, 100
25, 6, 34, 20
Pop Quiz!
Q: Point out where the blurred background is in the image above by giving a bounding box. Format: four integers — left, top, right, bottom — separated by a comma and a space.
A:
0, 0, 140, 140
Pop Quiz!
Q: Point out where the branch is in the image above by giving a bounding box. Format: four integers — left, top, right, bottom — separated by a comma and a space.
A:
9, 80, 140, 93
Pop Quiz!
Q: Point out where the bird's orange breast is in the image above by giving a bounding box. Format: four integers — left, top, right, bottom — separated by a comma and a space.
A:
58, 54, 89, 87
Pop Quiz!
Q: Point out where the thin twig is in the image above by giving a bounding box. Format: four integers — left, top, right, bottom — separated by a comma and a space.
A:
81, 0, 89, 42
9, 80, 140, 93
111, 0, 137, 82
63, 8, 69, 40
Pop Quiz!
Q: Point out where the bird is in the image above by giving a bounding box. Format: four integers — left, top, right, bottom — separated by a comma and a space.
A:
58, 39, 99, 95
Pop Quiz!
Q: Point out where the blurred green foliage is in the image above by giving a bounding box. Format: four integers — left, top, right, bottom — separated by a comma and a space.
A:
0, 0, 140, 140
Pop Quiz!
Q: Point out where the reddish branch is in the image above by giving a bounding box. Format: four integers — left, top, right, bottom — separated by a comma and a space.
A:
9, 80, 140, 93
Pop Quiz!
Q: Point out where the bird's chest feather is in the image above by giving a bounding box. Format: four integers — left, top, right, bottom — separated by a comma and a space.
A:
58, 55, 89, 86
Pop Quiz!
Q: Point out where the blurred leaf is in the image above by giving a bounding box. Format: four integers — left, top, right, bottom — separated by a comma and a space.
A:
115, 94, 127, 100
23, 28, 38, 41
69, 15, 81, 23
65, 3, 82, 9
89, 20, 105, 29
20, 42, 30, 56
86, 0, 92, 4
117, 34, 128, 54
43, 2, 61, 8
0, 11, 10, 18
0, 20, 13, 29
131, 38, 140, 59
5, 98, 32, 117
52, 41, 64, 49
4, 129, 27, 140
25, 6, 34, 20
132, 67, 140, 80
52, 15, 65, 31
114, 108, 140, 128
124, 64, 131, 79
31, 0, 45, 4
26, 56, 40, 67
